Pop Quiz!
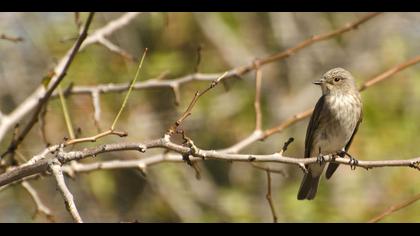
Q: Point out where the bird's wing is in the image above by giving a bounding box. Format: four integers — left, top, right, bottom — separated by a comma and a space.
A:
345, 108, 363, 151
326, 107, 363, 179
304, 95, 326, 158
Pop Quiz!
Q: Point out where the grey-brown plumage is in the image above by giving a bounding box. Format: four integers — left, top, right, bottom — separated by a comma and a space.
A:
297, 68, 363, 200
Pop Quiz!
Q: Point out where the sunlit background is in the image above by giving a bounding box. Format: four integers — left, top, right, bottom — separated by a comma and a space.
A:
0, 12, 419, 222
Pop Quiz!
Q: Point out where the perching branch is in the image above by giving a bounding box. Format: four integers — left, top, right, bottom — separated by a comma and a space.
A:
0, 136, 419, 188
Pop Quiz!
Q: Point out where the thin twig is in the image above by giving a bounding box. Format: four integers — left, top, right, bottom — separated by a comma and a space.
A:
97, 37, 137, 62
359, 56, 420, 91
91, 90, 102, 132
64, 129, 127, 146
0, 33, 23, 43
111, 48, 148, 130
58, 85, 75, 139
279, 137, 295, 155
21, 181, 55, 222
251, 163, 287, 176
265, 170, 278, 223
254, 63, 263, 131
49, 161, 83, 223
167, 72, 229, 135
38, 101, 50, 145
256, 13, 381, 68
368, 193, 420, 223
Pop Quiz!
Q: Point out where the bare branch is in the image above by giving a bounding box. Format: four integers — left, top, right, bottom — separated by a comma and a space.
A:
261, 109, 313, 141
97, 37, 137, 62
254, 63, 263, 131
64, 129, 127, 146
167, 72, 229, 135
80, 12, 141, 50
49, 161, 82, 223
359, 56, 420, 91
1, 12, 95, 158
91, 90, 102, 131
368, 193, 420, 223
265, 170, 278, 223
48, 13, 382, 111
79, 12, 141, 61
0, 33, 23, 43
1, 137, 418, 188
58, 85, 75, 139
111, 48, 148, 131
21, 181, 54, 222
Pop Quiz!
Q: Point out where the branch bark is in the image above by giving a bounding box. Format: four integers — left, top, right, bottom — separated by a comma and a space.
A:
1, 137, 419, 188
49, 161, 83, 223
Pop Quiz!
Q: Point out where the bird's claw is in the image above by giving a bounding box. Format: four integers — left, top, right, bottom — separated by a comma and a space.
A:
317, 154, 325, 166
337, 150, 358, 170
337, 150, 346, 158
349, 156, 358, 170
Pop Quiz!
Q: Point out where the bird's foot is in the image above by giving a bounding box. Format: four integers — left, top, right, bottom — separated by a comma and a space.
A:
344, 152, 358, 170
317, 154, 325, 166
349, 156, 359, 170
337, 150, 358, 170
337, 150, 346, 158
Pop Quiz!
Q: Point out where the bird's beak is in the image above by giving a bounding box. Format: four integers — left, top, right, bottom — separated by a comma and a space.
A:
313, 78, 325, 85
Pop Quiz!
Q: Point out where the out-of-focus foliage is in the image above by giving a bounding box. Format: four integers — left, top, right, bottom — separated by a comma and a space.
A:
0, 12, 419, 222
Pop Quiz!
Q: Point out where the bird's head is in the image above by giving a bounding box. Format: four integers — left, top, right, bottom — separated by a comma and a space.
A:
313, 68, 357, 95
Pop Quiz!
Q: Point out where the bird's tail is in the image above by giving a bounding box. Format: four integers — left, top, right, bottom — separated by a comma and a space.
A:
297, 173, 320, 200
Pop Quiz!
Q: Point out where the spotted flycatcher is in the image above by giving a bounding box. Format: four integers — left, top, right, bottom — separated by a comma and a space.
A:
297, 68, 363, 200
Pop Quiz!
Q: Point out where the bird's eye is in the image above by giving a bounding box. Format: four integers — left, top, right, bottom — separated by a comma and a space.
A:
334, 77, 340, 82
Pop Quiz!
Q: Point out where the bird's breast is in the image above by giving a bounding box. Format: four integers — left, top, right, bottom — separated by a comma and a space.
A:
312, 94, 361, 156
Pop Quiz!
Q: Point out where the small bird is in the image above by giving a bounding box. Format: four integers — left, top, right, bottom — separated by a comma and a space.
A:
297, 68, 363, 200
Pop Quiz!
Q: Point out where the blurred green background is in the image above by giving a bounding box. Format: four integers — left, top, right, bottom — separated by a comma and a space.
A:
0, 12, 419, 222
